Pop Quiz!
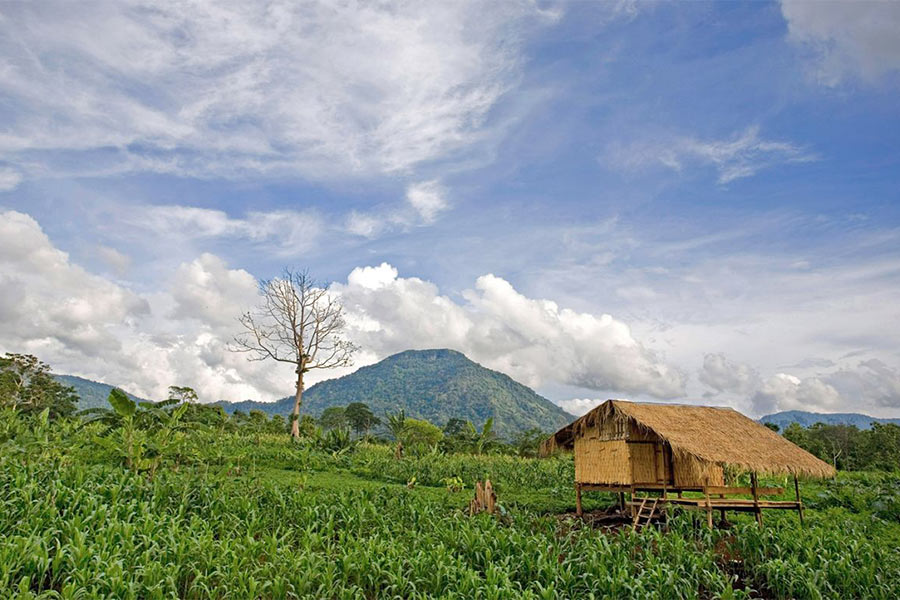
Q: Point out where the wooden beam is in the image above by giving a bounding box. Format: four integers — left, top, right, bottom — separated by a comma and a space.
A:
704, 485, 713, 528
703, 486, 784, 496
751, 472, 763, 527
794, 474, 804, 526
575, 483, 583, 517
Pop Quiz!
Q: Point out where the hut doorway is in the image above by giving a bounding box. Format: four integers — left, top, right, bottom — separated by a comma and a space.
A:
628, 441, 674, 486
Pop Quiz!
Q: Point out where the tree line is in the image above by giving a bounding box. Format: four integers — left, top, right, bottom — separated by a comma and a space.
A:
770, 421, 900, 472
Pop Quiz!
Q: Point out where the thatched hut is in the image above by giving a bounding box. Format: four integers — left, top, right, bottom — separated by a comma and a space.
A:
542, 400, 834, 526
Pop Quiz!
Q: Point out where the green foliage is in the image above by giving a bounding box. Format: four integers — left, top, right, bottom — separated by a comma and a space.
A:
318, 406, 347, 430
400, 417, 444, 450
344, 402, 379, 437
52, 373, 146, 411
783, 421, 900, 471
216, 349, 574, 437
4, 410, 900, 599
0, 353, 78, 418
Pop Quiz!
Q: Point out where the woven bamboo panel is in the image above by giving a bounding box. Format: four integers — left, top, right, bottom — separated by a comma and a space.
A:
673, 453, 725, 487
574, 439, 631, 484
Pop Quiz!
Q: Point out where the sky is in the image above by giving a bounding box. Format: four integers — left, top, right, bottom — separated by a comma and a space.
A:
1, 0, 899, 418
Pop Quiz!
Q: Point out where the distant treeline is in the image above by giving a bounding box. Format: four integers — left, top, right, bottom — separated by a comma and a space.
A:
771, 421, 900, 472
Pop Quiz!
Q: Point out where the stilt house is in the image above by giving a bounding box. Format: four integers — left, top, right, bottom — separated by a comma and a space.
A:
541, 400, 834, 526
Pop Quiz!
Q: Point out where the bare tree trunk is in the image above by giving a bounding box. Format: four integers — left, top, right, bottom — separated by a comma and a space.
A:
290, 371, 304, 439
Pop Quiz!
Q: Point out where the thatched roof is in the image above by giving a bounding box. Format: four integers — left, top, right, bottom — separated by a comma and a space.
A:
542, 399, 835, 478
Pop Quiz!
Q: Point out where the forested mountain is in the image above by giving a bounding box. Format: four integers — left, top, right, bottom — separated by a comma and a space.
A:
761, 410, 900, 430
216, 349, 574, 437
53, 374, 147, 411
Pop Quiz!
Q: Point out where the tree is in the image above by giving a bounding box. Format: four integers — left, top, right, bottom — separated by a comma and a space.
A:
345, 402, 379, 438
385, 410, 408, 458
443, 418, 469, 437
0, 353, 78, 418
764, 422, 779, 432
511, 427, 546, 458
400, 418, 443, 449
232, 269, 358, 439
319, 406, 348, 430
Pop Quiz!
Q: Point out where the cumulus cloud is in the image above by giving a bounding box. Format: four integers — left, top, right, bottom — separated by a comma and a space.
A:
334, 263, 686, 398
0, 210, 149, 356
95, 245, 132, 276
555, 398, 607, 417
781, 0, 900, 85
0, 1, 557, 185
0, 211, 684, 405
750, 373, 843, 415
698, 353, 760, 395
0, 210, 289, 402
607, 126, 816, 184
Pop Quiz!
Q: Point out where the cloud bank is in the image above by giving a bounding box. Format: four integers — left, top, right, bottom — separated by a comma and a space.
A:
0, 210, 683, 405
0, 1, 557, 185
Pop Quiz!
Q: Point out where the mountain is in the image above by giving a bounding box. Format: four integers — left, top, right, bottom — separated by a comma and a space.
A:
53, 374, 147, 411
216, 349, 574, 437
760, 410, 900, 430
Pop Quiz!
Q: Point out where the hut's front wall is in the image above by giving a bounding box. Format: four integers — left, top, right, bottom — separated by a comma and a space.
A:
574, 438, 631, 484
672, 453, 725, 487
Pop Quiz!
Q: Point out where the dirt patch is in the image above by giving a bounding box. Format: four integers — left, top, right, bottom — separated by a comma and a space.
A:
555, 507, 635, 534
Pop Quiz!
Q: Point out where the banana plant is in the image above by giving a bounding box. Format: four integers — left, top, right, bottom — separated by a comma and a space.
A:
81, 389, 189, 475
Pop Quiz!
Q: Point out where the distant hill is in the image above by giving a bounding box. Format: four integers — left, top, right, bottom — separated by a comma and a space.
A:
761, 410, 900, 430
53, 374, 147, 411
216, 349, 574, 437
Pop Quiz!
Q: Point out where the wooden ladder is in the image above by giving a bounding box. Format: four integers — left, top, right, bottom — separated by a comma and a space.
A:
632, 497, 659, 531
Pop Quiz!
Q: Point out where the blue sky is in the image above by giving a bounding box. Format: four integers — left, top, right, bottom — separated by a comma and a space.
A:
1, 1, 899, 417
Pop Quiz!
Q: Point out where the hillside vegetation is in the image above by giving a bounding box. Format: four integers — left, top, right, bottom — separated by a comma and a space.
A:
3, 406, 900, 599
218, 349, 574, 437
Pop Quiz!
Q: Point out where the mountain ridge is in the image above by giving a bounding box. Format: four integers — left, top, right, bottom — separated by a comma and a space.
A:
760, 409, 900, 430
215, 348, 574, 437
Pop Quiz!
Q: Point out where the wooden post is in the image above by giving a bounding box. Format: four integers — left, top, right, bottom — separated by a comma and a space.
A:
703, 485, 713, 528
618, 491, 626, 512
751, 472, 763, 527
793, 473, 804, 526
575, 483, 583, 517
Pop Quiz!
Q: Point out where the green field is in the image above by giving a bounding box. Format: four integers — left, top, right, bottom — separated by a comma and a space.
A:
3, 411, 900, 600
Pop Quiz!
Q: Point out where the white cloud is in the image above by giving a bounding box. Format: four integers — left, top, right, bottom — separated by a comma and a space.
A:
133, 205, 322, 256
781, 0, 900, 85
334, 263, 686, 398
0, 167, 23, 191
0, 210, 290, 402
555, 398, 606, 416
0, 1, 557, 185
344, 180, 451, 238
95, 245, 132, 276
698, 353, 760, 395
751, 373, 843, 415
607, 126, 816, 184
0, 210, 149, 356
405, 180, 448, 224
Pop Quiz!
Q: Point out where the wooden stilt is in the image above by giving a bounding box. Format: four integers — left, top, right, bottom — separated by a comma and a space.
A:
751, 472, 763, 527
618, 491, 626, 511
575, 483, 583, 517
703, 486, 713, 528
794, 473, 804, 526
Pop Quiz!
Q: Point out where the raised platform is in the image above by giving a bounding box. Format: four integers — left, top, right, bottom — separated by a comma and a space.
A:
574, 477, 805, 528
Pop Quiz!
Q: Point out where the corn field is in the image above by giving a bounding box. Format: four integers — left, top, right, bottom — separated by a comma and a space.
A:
2, 412, 899, 599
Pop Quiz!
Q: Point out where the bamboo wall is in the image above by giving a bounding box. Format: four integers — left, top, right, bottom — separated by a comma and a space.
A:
574, 439, 631, 484
572, 415, 725, 488
673, 453, 725, 487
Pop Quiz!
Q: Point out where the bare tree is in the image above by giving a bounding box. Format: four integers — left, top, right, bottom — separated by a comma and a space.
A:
232, 269, 357, 439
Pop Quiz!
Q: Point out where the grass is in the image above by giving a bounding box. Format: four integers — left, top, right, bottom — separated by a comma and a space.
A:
2, 419, 900, 599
